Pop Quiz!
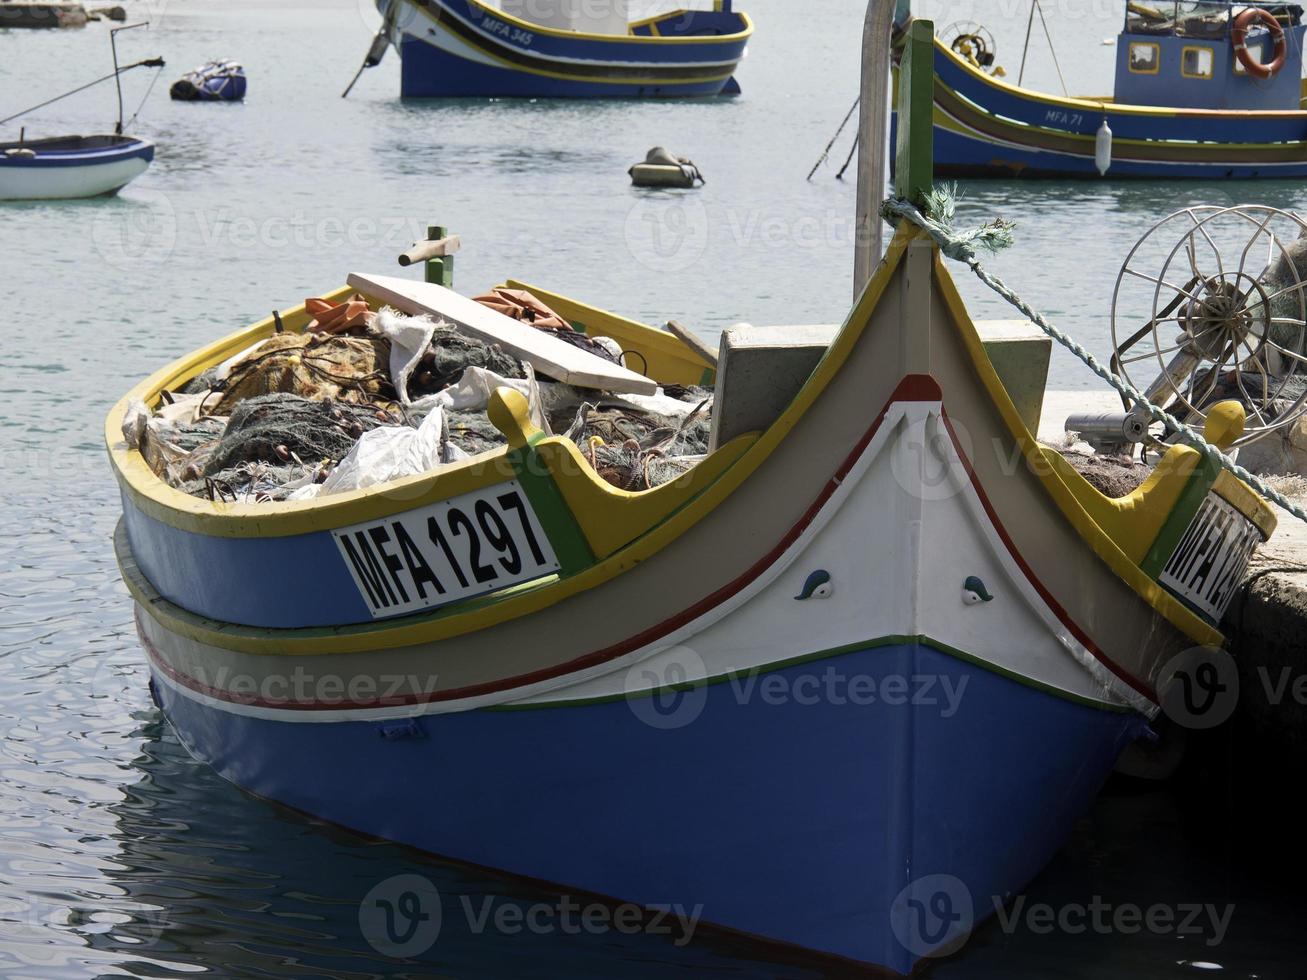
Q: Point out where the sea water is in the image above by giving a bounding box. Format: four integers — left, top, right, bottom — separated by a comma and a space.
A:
1, 0, 1304, 975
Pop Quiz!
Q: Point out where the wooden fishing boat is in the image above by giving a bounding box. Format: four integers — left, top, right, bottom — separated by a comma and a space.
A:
369, 0, 752, 98
898, 0, 1307, 179
0, 28, 161, 200
0, 134, 153, 199
108, 10, 1278, 974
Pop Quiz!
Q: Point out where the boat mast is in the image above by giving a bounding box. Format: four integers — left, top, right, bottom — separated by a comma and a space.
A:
110, 22, 148, 135
853, 0, 902, 299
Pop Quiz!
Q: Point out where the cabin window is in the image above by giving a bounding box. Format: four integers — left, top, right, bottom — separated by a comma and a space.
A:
1128, 41, 1161, 74
1181, 45, 1214, 79
1233, 37, 1269, 74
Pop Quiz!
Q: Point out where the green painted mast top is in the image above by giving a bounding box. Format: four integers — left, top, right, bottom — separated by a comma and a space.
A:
894, 18, 935, 210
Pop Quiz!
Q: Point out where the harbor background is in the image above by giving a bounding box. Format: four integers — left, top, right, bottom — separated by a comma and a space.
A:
2, 0, 1305, 975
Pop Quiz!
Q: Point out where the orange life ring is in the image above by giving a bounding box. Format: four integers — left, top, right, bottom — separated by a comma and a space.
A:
1232, 7, 1287, 80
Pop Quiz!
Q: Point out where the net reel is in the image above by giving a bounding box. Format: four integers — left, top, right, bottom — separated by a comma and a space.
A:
940, 22, 1003, 75
1105, 205, 1307, 453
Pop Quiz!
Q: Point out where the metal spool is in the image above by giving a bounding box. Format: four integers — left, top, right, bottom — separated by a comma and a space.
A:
940, 22, 1000, 73
1110, 205, 1307, 449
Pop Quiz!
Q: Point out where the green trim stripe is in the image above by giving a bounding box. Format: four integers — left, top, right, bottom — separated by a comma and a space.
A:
507, 446, 594, 576
1139, 456, 1222, 579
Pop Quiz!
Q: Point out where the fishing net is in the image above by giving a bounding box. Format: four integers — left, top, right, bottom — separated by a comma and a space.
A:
210, 333, 395, 415
408, 324, 524, 400
199, 395, 405, 479
179, 461, 325, 503
562, 398, 713, 491
445, 409, 508, 457
1057, 450, 1150, 499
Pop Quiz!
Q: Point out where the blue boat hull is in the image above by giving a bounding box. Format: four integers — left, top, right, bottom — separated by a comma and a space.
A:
149, 634, 1143, 974
399, 36, 738, 98
894, 114, 1307, 181
386, 0, 751, 99
917, 34, 1307, 179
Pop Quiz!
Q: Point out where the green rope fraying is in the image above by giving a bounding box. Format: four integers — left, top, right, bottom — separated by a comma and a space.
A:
884, 184, 1016, 259
882, 194, 1307, 528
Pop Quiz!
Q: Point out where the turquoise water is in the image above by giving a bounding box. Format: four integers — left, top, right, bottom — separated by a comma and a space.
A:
2, 0, 1306, 975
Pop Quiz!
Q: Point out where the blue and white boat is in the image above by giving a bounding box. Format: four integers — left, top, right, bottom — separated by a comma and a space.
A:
0, 33, 161, 201
900, 1, 1307, 178
373, 0, 752, 98
0, 134, 154, 200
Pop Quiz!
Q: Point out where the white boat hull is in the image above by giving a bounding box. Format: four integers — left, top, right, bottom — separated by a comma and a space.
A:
0, 155, 149, 200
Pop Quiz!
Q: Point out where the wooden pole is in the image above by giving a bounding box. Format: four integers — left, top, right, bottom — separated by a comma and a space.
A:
853, 0, 900, 300
894, 18, 935, 209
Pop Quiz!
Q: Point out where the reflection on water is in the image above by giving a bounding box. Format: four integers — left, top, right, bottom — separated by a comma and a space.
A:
4, 0, 1307, 974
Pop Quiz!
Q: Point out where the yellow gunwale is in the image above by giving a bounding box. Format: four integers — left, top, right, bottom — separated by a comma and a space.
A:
114, 235, 914, 654
937, 35, 1307, 119
439, 0, 754, 47
119, 229, 1228, 655
933, 251, 1223, 648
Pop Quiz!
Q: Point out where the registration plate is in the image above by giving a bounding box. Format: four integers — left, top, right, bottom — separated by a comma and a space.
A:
333, 480, 560, 618
1158, 492, 1264, 622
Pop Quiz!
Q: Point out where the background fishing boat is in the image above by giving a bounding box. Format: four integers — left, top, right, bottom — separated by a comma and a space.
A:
0, 132, 154, 199
896, 0, 1307, 178
106, 11, 1280, 974
353, 0, 752, 98
0, 22, 161, 200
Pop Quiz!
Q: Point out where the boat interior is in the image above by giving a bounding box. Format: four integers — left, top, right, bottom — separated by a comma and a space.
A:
0, 134, 142, 153
1125, 1, 1303, 37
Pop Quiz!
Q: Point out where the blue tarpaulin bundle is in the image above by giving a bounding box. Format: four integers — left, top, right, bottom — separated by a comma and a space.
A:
170, 60, 246, 102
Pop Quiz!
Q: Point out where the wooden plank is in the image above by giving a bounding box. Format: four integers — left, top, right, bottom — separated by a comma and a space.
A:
665, 319, 718, 368
348, 272, 658, 395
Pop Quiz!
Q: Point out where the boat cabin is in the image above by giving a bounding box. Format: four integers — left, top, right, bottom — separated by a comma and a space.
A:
1116, 1, 1305, 109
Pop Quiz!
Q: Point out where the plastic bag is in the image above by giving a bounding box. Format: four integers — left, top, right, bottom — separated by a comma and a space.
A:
295, 405, 447, 498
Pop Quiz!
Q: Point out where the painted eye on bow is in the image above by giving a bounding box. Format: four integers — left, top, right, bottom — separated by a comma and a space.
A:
962, 575, 994, 605
795, 570, 833, 601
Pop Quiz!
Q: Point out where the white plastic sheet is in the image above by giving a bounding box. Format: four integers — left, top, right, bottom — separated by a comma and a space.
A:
292, 406, 447, 499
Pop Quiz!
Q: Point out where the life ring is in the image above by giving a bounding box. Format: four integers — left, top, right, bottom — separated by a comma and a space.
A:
1232, 7, 1287, 80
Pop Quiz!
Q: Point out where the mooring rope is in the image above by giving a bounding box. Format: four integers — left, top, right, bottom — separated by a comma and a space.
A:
880, 193, 1307, 527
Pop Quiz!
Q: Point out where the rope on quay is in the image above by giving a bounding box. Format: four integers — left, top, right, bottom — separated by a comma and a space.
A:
881, 190, 1307, 527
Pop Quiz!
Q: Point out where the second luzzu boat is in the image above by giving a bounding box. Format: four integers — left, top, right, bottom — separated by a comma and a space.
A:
368, 0, 752, 97
108, 9, 1279, 976
898, 0, 1307, 178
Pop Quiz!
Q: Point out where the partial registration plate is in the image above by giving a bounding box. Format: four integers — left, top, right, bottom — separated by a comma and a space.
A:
1158, 492, 1264, 622
333, 480, 560, 618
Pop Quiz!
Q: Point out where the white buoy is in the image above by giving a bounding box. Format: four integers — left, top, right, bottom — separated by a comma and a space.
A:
1095, 118, 1113, 176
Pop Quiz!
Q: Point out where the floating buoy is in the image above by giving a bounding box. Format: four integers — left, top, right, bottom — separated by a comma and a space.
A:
629, 146, 705, 188
1095, 118, 1113, 176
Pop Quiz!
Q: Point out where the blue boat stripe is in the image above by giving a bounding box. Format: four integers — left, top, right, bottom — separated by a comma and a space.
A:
0, 140, 154, 168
